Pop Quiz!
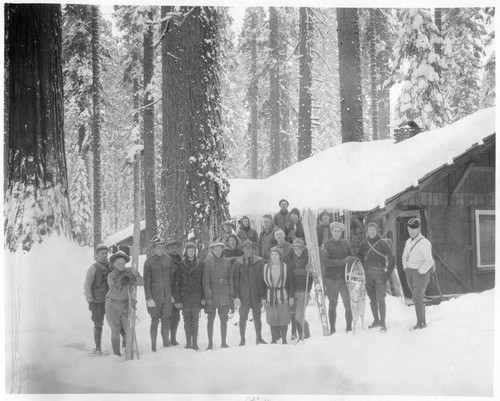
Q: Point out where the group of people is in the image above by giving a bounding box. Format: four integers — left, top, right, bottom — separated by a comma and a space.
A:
84, 198, 434, 356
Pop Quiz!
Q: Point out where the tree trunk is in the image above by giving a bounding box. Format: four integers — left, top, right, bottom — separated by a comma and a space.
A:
298, 7, 313, 161
143, 8, 157, 244
280, 34, 291, 169
161, 6, 229, 257
337, 8, 364, 143
5, 4, 70, 252
376, 9, 391, 140
369, 9, 379, 141
269, 7, 281, 175
248, 14, 259, 178
91, 5, 102, 247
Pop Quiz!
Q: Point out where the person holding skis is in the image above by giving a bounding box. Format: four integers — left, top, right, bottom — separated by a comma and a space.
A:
262, 246, 295, 344
237, 215, 258, 245
284, 208, 305, 243
258, 214, 278, 262
322, 222, 355, 334
273, 199, 291, 230
403, 218, 434, 330
317, 209, 332, 248
84, 243, 113, 355
233, 239, 267, 346
357, 222, 396, 332
203, 242, 234, 350
143, 236, 176, 352
166, 238, 183, 346
105, 251, 144, 357
173, 242, 205, 351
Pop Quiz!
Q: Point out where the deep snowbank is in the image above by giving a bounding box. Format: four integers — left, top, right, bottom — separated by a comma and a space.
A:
4, 238, 497, 396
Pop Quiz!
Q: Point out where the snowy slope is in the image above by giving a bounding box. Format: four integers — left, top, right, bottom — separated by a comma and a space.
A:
228, 107, 495, 216
4, 238, 497, 396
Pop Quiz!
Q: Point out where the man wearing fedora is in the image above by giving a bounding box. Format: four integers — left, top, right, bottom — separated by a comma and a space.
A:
144, 236, 176, 352
216, 220, 241, 248
84, 244, 112, 355
233, 239, 267, 346
273, 199, 292, 231
403, 218, 434, 330
203, 242, 234, 350
322, 222, 355, 334
105, 250, 144, 356
166, 238, 183, 346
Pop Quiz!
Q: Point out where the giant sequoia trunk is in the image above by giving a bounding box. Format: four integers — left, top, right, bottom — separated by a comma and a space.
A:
248, 13, 259, 179
142, 8, 157, 244
161, 6, 229, 256
369, 9, 379, 141
269, 7, 281, 175
298, 7, 313, 161
5, 4, 70, 252
337, 8, 363, 143
376, 9, 391, 140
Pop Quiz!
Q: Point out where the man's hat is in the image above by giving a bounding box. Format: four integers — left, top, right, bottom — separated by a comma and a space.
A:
95, 244, 108, 253
110, 250, 131, 264
209, 242, 226, 249
222, 220, 234, 226
290, 208, 300, 218
330, 221, 346, 231
165, 238, 182, 247
278, 199, 289, 206
263, 214, 273, 220
407, 218, 421, 229
151, 236, 166, 246
239, 239, 256, 249
184, 242, 197, 251
366, 222, 379, 231
292, 238, 306, 248
319, 209, 331, 219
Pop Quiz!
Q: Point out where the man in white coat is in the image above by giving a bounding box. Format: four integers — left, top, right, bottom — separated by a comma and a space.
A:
402, 218, 434, 330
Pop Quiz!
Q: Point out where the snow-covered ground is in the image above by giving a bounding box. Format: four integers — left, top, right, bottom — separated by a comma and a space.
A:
4, 237, 498, 397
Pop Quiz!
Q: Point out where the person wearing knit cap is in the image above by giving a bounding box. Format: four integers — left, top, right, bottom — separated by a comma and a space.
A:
143, 236, 176, 351
216, 219, 241, 248
322, 221, 355, 334
258, 214, 278, 261
105, 251, 144, 356
173, 242, 205, 350
84, 244, 113, 355
237, 215, 258, 246
285, 208, 305, 244
317, 210, 333, 247
262, 246, 295, 344
166, 238, 183, 346
403, 218, 434, 330
357, 222, 396, 332
203, 242, 234, 350
273, 199, 292, 231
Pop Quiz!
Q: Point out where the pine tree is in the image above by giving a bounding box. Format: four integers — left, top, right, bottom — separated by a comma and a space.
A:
480, 7, 495, 108
69, 155, 92, 245
269, 7, 281, 174
298, 7, 313, 160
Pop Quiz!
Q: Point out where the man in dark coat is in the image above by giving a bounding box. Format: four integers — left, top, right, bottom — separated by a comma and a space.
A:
322, 222, 355, 334
273, 199, 292, 230
237, 215, 258, 245
274, 229, 294, 264
143, 236, 175, 351
84, 244, 112, 355
285, 208, 305, 243
203, 242, 234, 350
357, 222, 396, 332
173, 242, 205, 351
233, 239, 267, 346
258, 214, 277, 261
166, 238, 183, 346
317, 209, 332, 247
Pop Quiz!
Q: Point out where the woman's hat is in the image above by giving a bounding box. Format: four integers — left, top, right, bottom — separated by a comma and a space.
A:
110, 250, 131, 264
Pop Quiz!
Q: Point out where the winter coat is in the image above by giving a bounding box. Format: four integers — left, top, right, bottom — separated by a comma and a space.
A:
143, 254, 175, 302
233, 255, 266, 305
169, 253, 183, 272
258, 225, 278, 260
106, 268, 144, 301
262, 262, 295, 307
275, 241, 294, 265
357, 234, 396, 274
317, 223, 332, 247
223, 248, 244, 265
237, 226, 258, 245
173, 257, 205, 310
288, 250, 313, 293
273, 210, 291, 231
322, 238, 353, 280
203, 255, 234, 307
284, 221, 305, 243
84, 261, 112, 303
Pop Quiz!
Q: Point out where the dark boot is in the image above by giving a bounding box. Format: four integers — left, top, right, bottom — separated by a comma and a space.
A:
121, 328, 126, 348
161, 323, 171, 348
291, 314, 297, 340
221, 321, 229, 348
239, 321, 246, 346
150, 325, 158, 352
296, 323, 303, 340
206, 319, 214, 350
271, 326, 278, 344
328, 308, 337, 334
170, 309, 180, 346
304, 321, 311, 339
369, 300, 380, 328
94, 327, 102, 352
345, 310, 353, 332
379, 302, 387, 331
184, 324, 192, 349
280, 325, 288, 344
192, 316, 200, 351
111, 333, 121, 356
254, 319, 267, 344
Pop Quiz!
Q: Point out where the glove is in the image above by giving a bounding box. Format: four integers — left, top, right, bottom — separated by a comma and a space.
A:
174, 302, 183, 309
121, 272, 136, 285
234, 298, 241, 309
306, 264, 314, 273
88, 301, 95, 310
206, 298, 212, 307
289, 298, 294, 307
201, 299, 207, 306
146, 299, 156, 308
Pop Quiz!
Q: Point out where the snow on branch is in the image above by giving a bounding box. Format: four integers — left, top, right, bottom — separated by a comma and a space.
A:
126, 144, 144, 163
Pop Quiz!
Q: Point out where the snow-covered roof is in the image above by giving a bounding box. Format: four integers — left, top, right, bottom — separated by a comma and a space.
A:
104, 220, 146, 246
228, 107, 495, 216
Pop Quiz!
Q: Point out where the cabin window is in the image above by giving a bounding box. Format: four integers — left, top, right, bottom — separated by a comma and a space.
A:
475, 210, 495, 270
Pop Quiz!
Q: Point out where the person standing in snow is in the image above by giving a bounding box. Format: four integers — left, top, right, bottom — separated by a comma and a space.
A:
84, 244, 113, 355
143, 236, 176, 352
203, 242, 234, 350
322, 222, 355, 334
258, 214, 278, 261
223, 234, 244, 316
105, 251, 144, 357
317, 209, 333, 248
262, 247, 295, 344
237, 215, 258, 246
357, 222, 396, 332
166, 238, 183, 346
285, 208, 305, 243
288, 238, 313, 341
274, 228, 294, 264
273, 199, 292, 231
173, 242, 205, 351
403, 218, 435, 330
233, 239, 267, 346
216, 220, 241, 248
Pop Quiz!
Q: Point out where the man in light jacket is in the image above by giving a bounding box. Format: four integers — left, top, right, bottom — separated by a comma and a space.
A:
402, 218, 434, 330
